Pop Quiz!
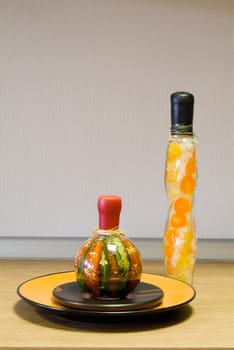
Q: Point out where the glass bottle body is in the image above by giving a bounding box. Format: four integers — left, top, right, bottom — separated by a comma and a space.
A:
75, 229, 142, 298
164, 134, 197, 284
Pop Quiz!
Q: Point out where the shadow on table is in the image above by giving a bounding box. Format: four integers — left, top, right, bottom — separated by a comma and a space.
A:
14, 300, 194, 332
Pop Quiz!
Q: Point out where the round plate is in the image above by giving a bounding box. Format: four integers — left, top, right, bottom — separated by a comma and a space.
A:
52, 281, 164, 311
17, 272, 196, 321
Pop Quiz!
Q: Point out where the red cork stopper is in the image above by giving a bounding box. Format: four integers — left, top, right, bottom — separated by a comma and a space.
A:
98, 195, 122, 230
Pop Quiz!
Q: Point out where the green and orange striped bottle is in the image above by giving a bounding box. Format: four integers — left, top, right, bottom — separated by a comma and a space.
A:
75, 195, 143, 298
164, 92, 197, 285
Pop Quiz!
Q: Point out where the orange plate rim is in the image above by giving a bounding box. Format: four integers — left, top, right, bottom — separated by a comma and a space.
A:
17, 271, 196, 318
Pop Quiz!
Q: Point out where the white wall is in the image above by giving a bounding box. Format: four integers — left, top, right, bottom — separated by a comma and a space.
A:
0, 0, 233, 254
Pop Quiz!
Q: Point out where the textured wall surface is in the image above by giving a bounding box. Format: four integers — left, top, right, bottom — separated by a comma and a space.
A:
0, 0, 233, 245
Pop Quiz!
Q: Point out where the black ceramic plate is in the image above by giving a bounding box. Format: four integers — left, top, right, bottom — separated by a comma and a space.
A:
52, 281, 164, 311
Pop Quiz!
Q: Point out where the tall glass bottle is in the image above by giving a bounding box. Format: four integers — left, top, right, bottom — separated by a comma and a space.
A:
164, 92, 197, 284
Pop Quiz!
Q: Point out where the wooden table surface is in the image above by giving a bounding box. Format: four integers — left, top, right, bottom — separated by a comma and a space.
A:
0, 259, 233, 350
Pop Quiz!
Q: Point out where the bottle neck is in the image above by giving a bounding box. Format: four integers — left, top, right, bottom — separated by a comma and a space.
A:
171, 124, 193, 136
98, 195, 122, 230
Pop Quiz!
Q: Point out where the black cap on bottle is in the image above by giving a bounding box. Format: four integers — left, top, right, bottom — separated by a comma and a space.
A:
171, 91, 194, 135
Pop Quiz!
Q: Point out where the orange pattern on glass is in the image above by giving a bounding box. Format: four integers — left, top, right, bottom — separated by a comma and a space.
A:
164, 137, 197, 284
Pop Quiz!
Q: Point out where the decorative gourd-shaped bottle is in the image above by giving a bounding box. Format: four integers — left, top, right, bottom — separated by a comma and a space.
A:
75, 195, 143, 298
164, 92, 197, 285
